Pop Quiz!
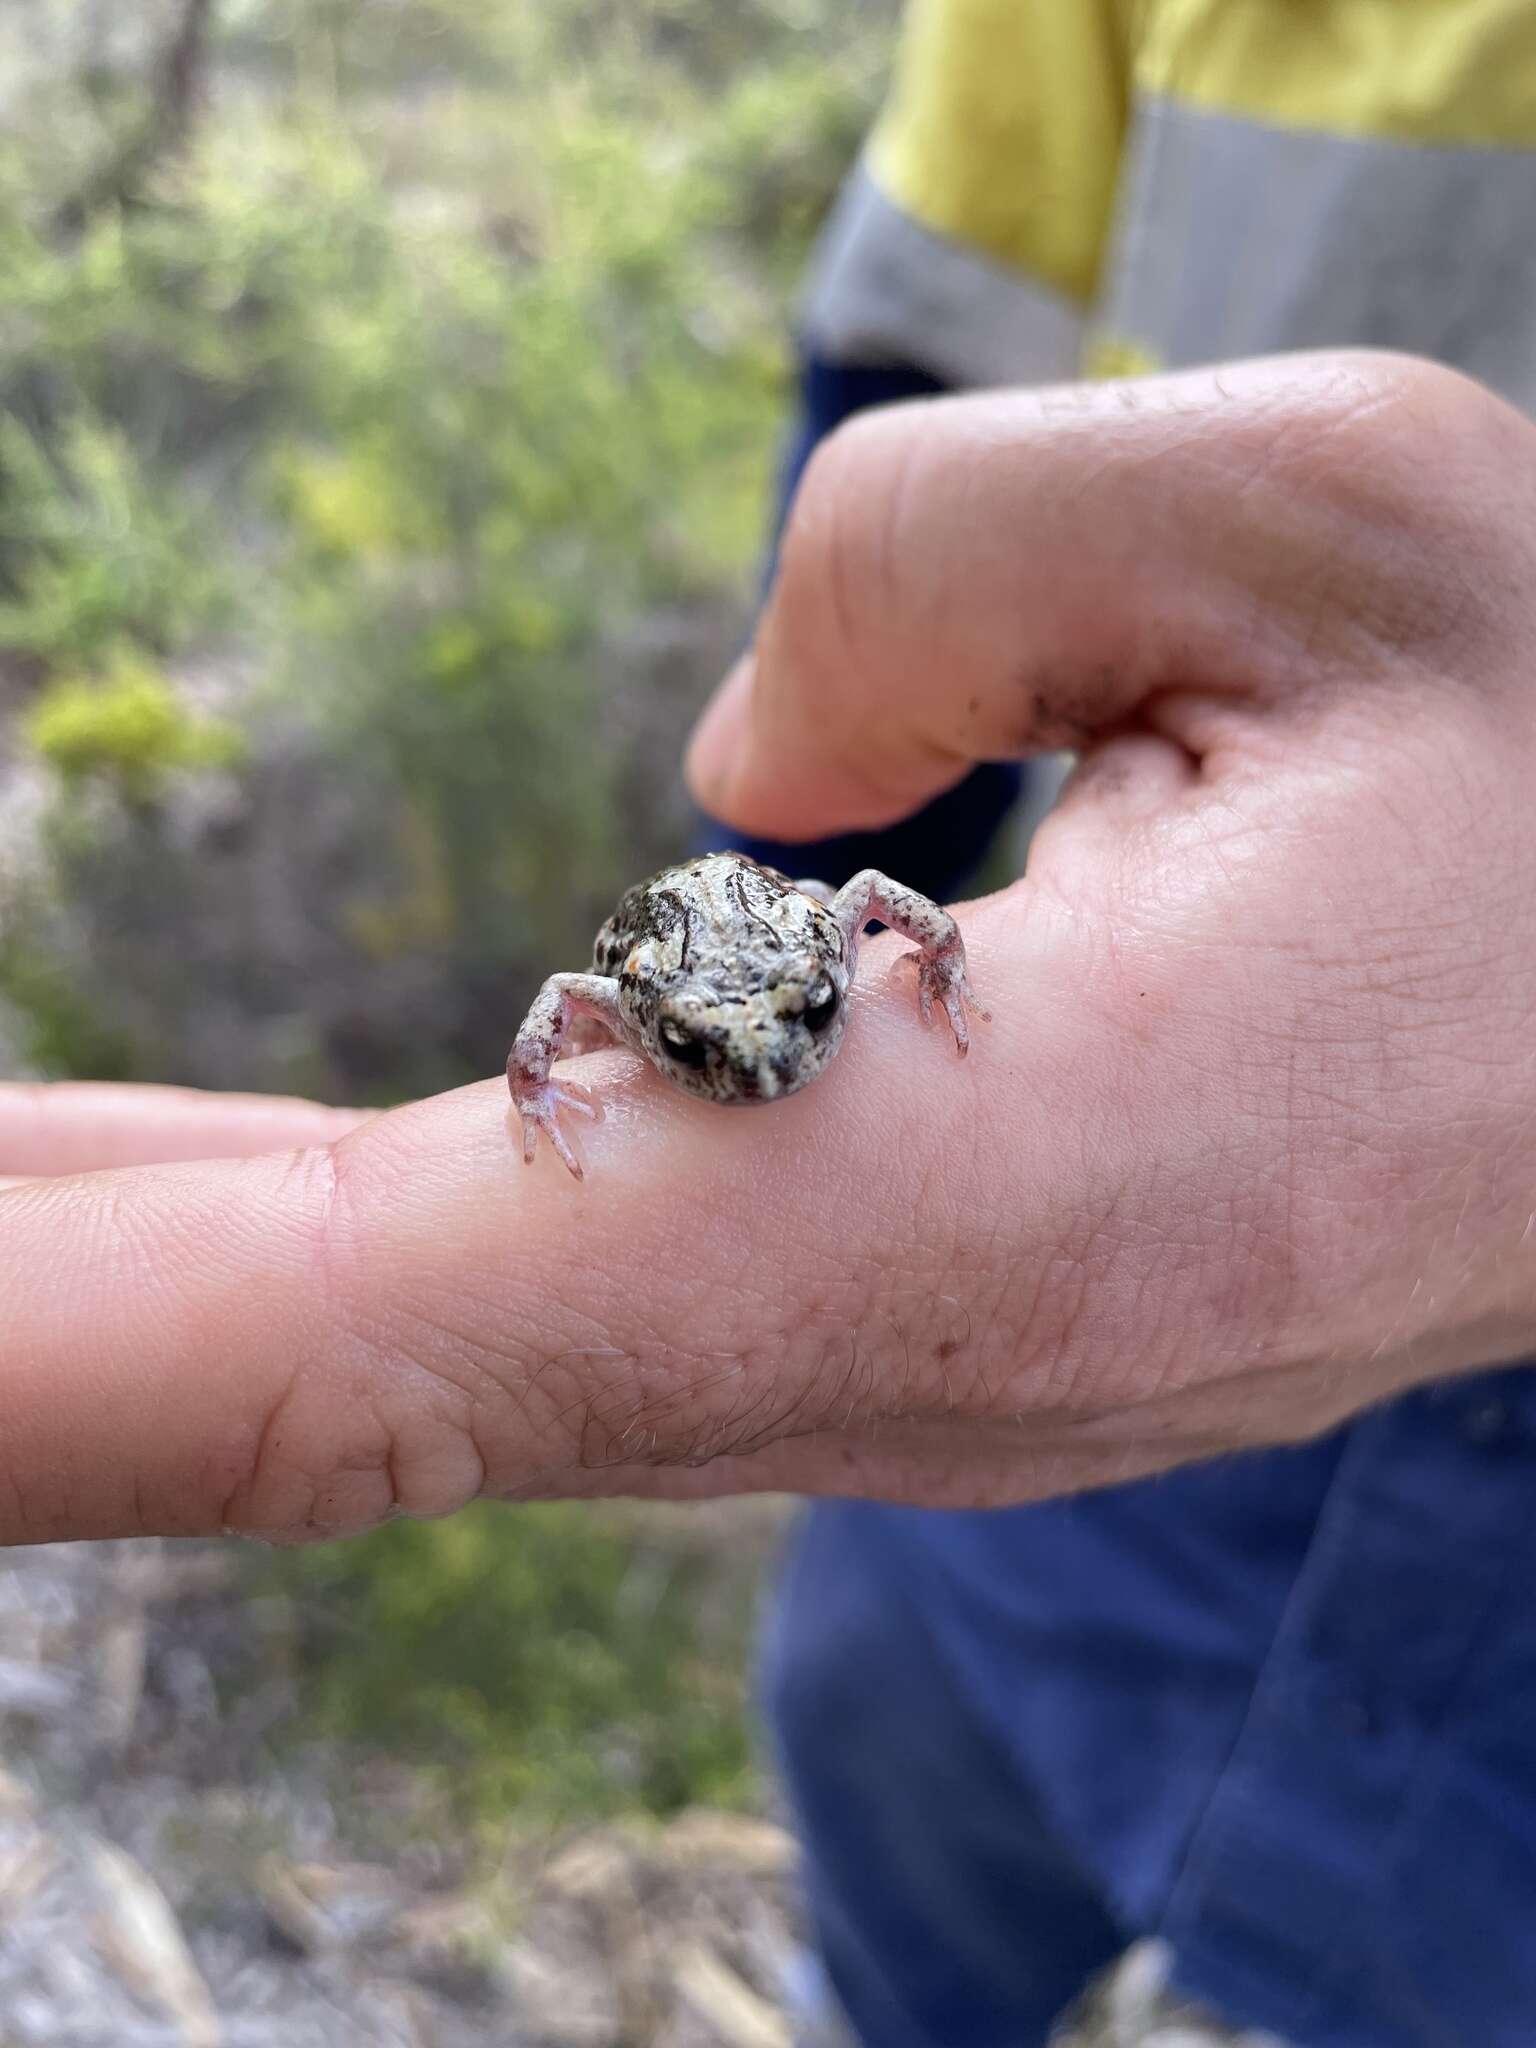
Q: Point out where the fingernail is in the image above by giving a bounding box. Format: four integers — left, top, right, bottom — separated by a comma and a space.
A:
684, 652, 755, 812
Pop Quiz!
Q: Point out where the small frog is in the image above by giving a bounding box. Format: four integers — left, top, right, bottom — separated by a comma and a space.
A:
508, 852, 986, 1178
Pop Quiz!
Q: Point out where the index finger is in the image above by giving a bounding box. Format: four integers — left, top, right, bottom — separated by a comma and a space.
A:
0, 1083, 372, 1177
0, 900, 1115, 1545
686, 353, 1534, 838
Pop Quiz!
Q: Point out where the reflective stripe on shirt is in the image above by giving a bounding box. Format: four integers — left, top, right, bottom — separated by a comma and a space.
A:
799, 164, 1084, 389
1097, 96, 1536, 410
801, 0, 1536, 403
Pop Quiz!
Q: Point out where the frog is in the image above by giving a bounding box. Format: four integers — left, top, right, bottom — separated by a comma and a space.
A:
508, 852, 987, 1179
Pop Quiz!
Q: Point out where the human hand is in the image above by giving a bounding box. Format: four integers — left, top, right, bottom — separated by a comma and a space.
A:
4, 351, 1534, 1544
684, 347, 1536, 1469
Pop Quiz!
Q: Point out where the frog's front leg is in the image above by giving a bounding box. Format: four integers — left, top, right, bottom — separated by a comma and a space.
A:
508, 973, 624, 1180
831, 870, 990, 1055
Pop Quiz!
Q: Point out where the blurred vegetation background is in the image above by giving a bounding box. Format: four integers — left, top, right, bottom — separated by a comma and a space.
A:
0, 0, 894, 1840
0, 0, 892, 1100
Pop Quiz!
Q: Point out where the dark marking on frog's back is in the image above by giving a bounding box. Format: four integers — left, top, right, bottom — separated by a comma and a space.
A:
641, 888, 696, 968
595, 869, 699, 974
728, 863, 787, 948
593, 918, 631, 979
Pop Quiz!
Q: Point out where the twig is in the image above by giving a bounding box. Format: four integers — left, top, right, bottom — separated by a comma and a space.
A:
53, 0, 217, 235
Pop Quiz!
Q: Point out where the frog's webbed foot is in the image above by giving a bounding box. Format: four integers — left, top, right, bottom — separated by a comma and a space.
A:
514, 1076, 602, 1180
903, 942, 990, 1055
508, 971, 622, 1180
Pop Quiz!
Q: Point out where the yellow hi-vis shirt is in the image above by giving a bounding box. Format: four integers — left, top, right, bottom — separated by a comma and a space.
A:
800, 0, 1536, 408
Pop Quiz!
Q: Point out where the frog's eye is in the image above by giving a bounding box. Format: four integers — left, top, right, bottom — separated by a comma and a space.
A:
659, 1018, 708, 1068
803, 980, 838, 1033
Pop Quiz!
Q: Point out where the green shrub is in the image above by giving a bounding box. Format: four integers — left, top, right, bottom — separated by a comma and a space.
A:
0, 411, 226, 667
27, 645, 243, 799
0, 0, 896, 1089
258, 1503, 763, 1825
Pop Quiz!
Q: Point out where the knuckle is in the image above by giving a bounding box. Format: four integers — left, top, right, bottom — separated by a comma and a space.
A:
1252, 352, 1536, 674
767, 406, 948, 816
773, 405, 918, 679
219, 1140, 490, 1542
222, 1352, 489, 1544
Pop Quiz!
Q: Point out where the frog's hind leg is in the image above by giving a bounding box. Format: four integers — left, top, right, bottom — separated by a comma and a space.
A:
508, 972, 623, 1179
830, 869, 989, 1055
793, 876, 836, 907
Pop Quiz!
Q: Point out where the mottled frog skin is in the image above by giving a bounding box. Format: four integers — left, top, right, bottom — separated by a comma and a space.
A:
508, 852, 985, 1178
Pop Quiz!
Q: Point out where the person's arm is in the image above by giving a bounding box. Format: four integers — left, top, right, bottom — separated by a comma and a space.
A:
6, 349, 1536, 1546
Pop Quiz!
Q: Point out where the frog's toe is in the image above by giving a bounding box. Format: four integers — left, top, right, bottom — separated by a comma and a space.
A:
544, 1119, 584, 1180
910, 961, 936, 1027
940, 983, 970, 1054
552, 1078, 601, 1121
906, 949, 988, 1054
968, 964, 991, 1015
521, 1109, 583, 1180
516, 1080, 600, 1179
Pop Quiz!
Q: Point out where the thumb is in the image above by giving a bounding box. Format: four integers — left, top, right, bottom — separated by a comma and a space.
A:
686, 352, 1528, 839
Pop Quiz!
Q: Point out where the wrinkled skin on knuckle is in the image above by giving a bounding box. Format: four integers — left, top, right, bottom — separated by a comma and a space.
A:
766, 405, 951, 805
1245, 352, 1536, 684
218, 1364, 386, 1544
1012, 1079, 1397, 1459
215, 1142, 497, 1543
330, 1228, 892, 1500
1001, 914, 1362, 1418
674, 1256, 903, 1462
217, 1345, 493, 1545
772, 418, 876, 680
267, 1106, 894, 1508
568, 1328, 861, 1474
551, 1213, 1051, 1478
935, 1147, 1313, 1467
